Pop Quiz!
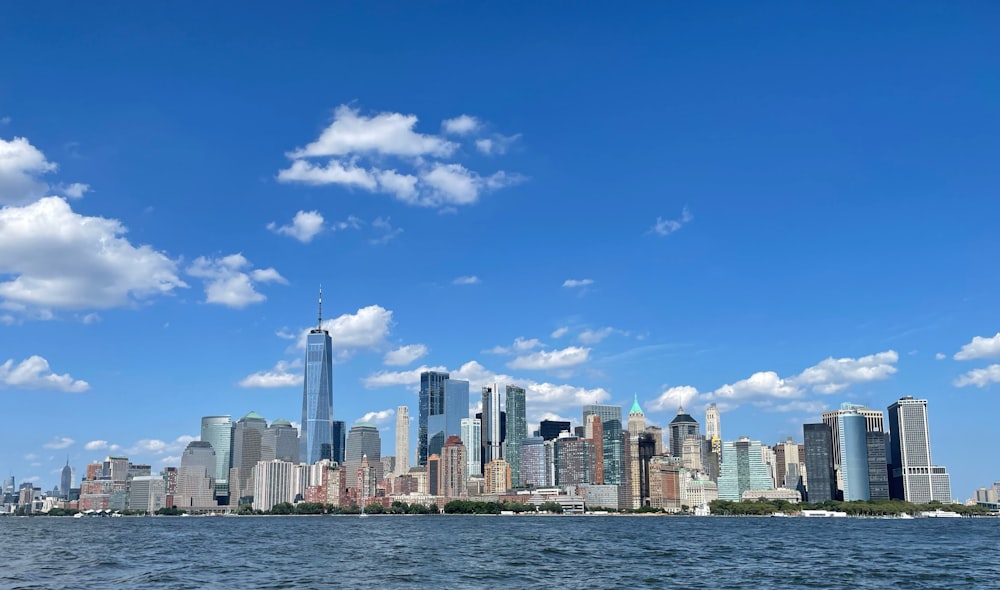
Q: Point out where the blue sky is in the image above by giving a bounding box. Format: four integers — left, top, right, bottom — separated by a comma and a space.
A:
1, 3, 998, 498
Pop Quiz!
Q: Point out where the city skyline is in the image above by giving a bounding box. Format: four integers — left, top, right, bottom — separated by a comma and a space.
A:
1, 4, 999, 499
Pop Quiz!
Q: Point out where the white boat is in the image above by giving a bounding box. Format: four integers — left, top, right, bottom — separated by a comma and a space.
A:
800, 509, 848, 518
919, 509, 962, 518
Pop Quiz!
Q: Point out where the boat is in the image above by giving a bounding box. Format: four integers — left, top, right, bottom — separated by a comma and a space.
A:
919, 509, 962, 518
800, 509, 847, 518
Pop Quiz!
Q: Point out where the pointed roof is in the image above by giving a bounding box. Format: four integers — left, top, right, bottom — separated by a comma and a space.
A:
629, 393, 644, 416
241, 410, 266, 422
670, 405, 698, 425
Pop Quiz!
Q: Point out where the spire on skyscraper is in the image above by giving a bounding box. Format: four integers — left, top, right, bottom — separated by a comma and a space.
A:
629, 393, 644, 416
318, 285, 323, 329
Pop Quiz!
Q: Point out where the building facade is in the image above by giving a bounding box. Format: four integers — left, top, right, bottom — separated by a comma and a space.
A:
395, 406, 410, 475
803, 423, 836, 503
344, 423, 382, 489
718, 438, 773, 501
301, 291, 334, 465
200, 415, 233, 502
888, 397, 951, 503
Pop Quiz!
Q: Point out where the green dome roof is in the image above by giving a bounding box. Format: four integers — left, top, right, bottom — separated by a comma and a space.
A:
241, 410, 266, 422
271, 418, 292, 427
629, 393, 644, 416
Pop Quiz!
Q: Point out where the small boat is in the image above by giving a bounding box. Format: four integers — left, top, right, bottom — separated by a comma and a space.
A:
919, 509, 961, 518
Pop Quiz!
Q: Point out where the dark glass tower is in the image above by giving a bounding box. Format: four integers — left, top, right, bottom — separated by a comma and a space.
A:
505, 385, 527, 488
332, 421, 346, 465
803, 423, 835, 502
301, 289, 334, 465
583, 405, 623, 485
419, 371, 449, 466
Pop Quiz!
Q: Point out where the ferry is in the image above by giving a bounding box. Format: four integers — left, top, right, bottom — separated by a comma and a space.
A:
918, 509, 962, 518
800, 509, 848, 518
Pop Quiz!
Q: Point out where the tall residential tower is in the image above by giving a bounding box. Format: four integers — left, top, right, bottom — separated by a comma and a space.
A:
395, 406, 410, 475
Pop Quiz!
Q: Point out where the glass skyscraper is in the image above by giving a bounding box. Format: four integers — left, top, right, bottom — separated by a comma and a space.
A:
803, 423, 835, 502
838, 411, 870, 501
419, 371, 469, 465
301, 290, 334, 465
717, 437, 772, 500
200, 415, 233, 502
345, 423, 382, 489
583, 404, 624, 485
505, 385, 526, 488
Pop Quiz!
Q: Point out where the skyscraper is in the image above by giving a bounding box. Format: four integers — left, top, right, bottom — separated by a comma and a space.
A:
231, 411, 268, 503
866, 431, 890, 501
822, 404, 885, 471
60, 458, 73, 500
838, 411, 870, 501
418, 372, 469, 465
717, 438, 773, 501
395, 406, 410, 475
344, 423, 382, 489
263, 419, 300, 463
482, 383, 503, 465
519, 437, 548, 488
505, 385, 526, 488
888, 396, 951, 503
332, 421, 346, 465
539, 420, 571, 441
440, 435, 467, 498
669, 407, 700, 459
175, 441, 217, 508
301, 288, 334, 465
803, 423, 836, 503
583, 404, 623, 485
200, 415, 233, 502
627, 394, 646, 436
705, 403, 721, 440
461, 417, 482, 477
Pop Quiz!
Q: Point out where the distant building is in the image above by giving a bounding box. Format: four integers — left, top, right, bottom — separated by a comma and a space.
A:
505, 385, 527, 488
440, 436, 467, 498
822, 404, 884, 471
460, 418, 482, 477
803, 423, 836, 503
253, 459, 300, 512
669, 407, 699, 459
866, 431, 890, 501
554, 435, 594, 486
332, 421, 346, 465
539, 420, 571, 441
231, 411, 268, 503
128, 475, 166, 513
200, 415, 233, 502
60, 459, 73, 501
519, 437, 548, 488
175, 441, 216, 509
888, 397, 951, 503
705, 403, 721, 441
344, 423, 382, 489
427, 455, 441, 496
484, 459, 511, 494
627, 394, 646, 436
838, 411, 870, 501
395, 406, 410, 475
419, 372, 469, 465
263, 419, 300, 463
583, 405, 623, 485
718, 438, 772, 501
481, 383, 503, 465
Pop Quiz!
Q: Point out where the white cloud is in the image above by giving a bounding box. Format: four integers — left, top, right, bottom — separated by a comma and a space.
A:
649, 385, 700, 412
954, 332, 1000, 361
376, 170, 419, 201
267, 210, 326, 243
442, 115, 480, 136
84, 440, 109, 451
417, 163, 521, 207
0, 117, 10, 125
793, 350, 899, 394
42, 436, 75, 450
160, 455, 181, 465
475, 133, 521, 156
954, 364, 1000, 388
0, 136, 57, 204
488, 337, 544, 355
508, 346, 590, 371
0, 355, 89, 393
370, 217, 403, 245
650, 207, 693, 236
276, 159, 378, 188
384, 344, 429, 366
358, 408, 396, 424
0, 197, 187, 313
297, 305, 394, 350
187, 253, 286, 308
290, 105, 457, 159
562, 278, 594, 288
363, 364, 448, 390
452, 275, 480, 285
58, 182, 90, 199
275, 327, 296, 340
935, 353, 946, 360
578, 327, 614, 345
239, 360, 304, 388
551, 326, 569, 339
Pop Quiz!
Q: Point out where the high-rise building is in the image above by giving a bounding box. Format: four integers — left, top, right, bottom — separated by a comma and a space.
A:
838, 411, 870, 501
484, 459, 511, 494
866, 431, 890, 501
395, 406, 410, 475
419, 371, 447, 466
803, 423, 836, 503
252, 459, 300, 512
505, 385, 526, 488
888, 397, 951, 503
705, 403, 721, 440
200, 415, 233, 502
440, 435, 467, 498
482, 383, 503, 465
554, 435, 594, 486
627, 394, 646, 436
332, 421, 346, 465
539, 420, 571, 441
127, 475, 166, 514
344, 423, 382, 489
588, 415, 605, 484
301, 289, 334, 465
263, 419, 300, 463
461, 418, 482, 477
175, 441, 216, 509
520, 436, 548, 488
822, 404, 885, 470
231, 411, 268, 503
645, 426, 664, 456
419, 372, 469, 465
583, 404, 624, 485
668, 407, 699, 459
427, 454, 441, 496
717, 438, 773, 501
60, 459, 73, 500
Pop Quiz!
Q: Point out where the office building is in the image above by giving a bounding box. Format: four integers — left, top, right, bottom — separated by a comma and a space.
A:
505, 385, 527, 488
554, 435, 594, 486
482, 383, 503, 465
888, 397, 952, 503
717, 438, 773, 501
419, 372, 469, 465
252, 459, 301, 512
461, 418, 482, 477
301, 289, 334, 465
344, 423, 382, 489
200, 415, 233, 502
803, 423, 836, 502
520, 436, 548, 488
60, 459, 73, 501
263, 419, 300, 463
484, 459, 511, 494
628, 394, 646, 436
395, 406, 410, 475
583, 404, 624, 485
866, 431, 890, 501
440, 435, 467, 498
231, 411, 268, 503
669, 407, 699, 459
332, 421, 346, 465
838, 411, 870, 501
539, 420, 571, 441
822, 404, 885, 470
705, 403, 721, 441
175, 441, 216, 509
427, 454, 441, 496
127, 475, 166, 514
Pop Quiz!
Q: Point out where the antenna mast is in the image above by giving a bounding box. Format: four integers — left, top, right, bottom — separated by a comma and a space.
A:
318, 285, 323, 330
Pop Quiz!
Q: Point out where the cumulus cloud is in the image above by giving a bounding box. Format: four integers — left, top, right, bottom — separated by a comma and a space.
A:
383, 344, 429, 366
935, 353, 946, 360
358, 408, 396, 424
42, 436, 75, 450
508, 346, 590, 371
562, 278, 594, 288
488, 337, 544, 355
0, 136, 58, 204
267, 210, 326, 243
649, 207, 693, 236
793, 350, 899, 394
278, 105, 522, 209
0, 355, 89, 392
297, 305, 394, 350
649, 385, 700, 412
452, 275, 480, 285
954, 333, 1000, 361
58, 182, 90, 199
954, 364, 1000, 388
239, 360, 304, 388
578, 327, 614, 345
187, 254, 286, 308
551, 326, 569, 339
84, 440, 109, 451
0, 197, 187, 313
442, 115, 480, 136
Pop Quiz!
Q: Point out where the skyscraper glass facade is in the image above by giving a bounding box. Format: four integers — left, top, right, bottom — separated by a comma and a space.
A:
200, 415, 233, 501
583, 404, 623, 485
803, 423, 835, 502
888, 397, 951, 503
301, 317, 333, 465
717, 438, 772, 500
505, 385, 526, 488
838, 412, 870, 501
461, 417, 482, 477
418, 371, 449, 466
344, 423, 382, 489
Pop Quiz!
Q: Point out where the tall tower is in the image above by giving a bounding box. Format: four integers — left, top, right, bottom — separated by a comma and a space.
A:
440, 435, 467, 498
803, 422, 835, 502
395, 406, 410, 475
482, 383, 503, 465
60, 458, 73, 500
461, 417, 482, 477
838, 411, 870, 501
705, 403, 721, 440
418, 371, 448, 466
200, 415, 233, 502
668, 406, 699, 459
628, 394, 646, 436
301, 288, 334, 465
888, 396, 951, 503
583, 404, 623, 485
344, 423, 382, 489
505, 385, 526, 488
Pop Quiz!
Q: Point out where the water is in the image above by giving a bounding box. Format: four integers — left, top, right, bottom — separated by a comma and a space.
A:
2, 515, 997, 589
